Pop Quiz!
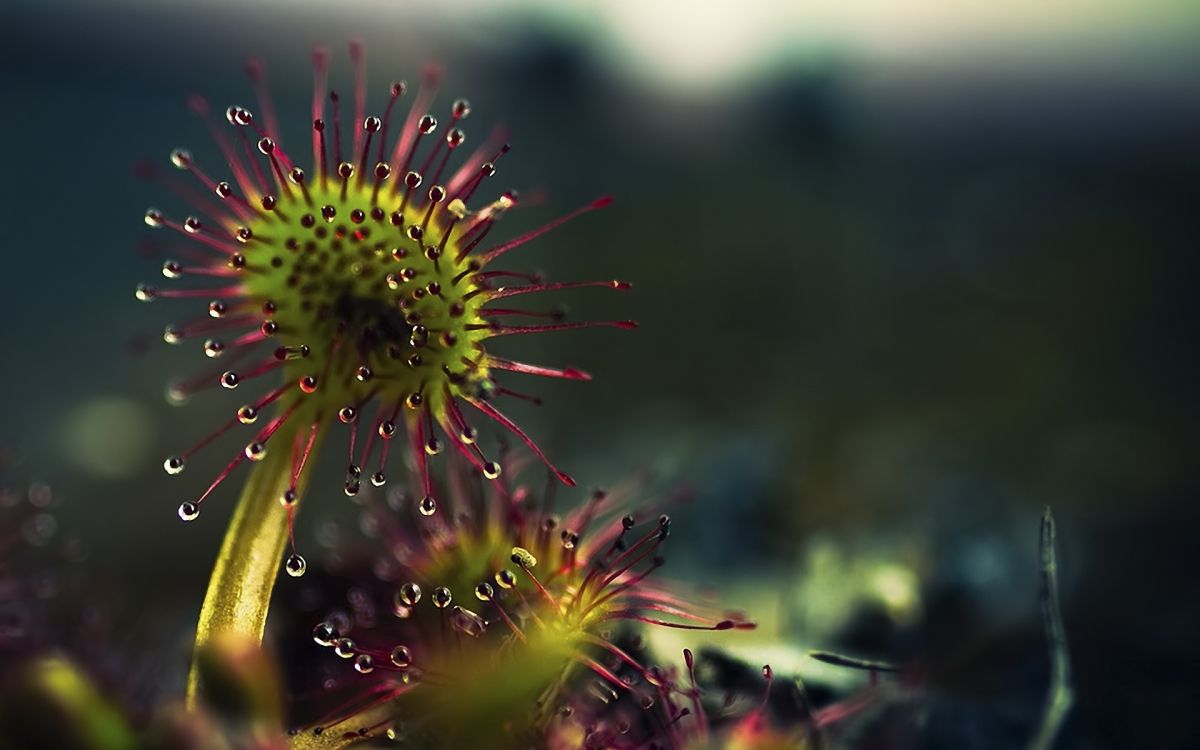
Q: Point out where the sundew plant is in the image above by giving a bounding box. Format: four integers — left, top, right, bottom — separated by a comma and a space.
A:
122, 42, 792, 749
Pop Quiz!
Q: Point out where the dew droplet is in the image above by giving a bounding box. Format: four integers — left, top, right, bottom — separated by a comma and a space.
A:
178, 502, 199, 522
285, 554, 307, 577
232, 106, 255, 126
431, 586, 452, 609
163, 455, 186, 475
398, 582, 421, 607
354, 653, 375, 674
144, 208, 165, 227
390, 645, 412, 668
280, 489, 298, 507
334, 638, 356, 658
244, 441, 267, 461
161, 260, 183, 278
203, 339, 225, 358
482, 461, 501, 480
237, 405, 258, 424
220, 371, 240, 389
474, 582, 494, 601
170, 148, 192, 169
409, 326, 428, 347
418, 495, 437, 516
313, 621, 338, 647
135, 283, 158, 302
495, 569, 516, 589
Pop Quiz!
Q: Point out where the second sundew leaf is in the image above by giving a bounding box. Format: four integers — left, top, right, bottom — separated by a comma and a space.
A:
292, 461, 757, 748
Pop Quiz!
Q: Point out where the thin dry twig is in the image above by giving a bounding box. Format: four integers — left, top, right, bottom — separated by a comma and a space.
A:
808, 651, 901, 673
1029, 507, 1073, 750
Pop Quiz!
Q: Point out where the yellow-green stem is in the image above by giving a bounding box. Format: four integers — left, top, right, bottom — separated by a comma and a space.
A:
186, 420, 326, 706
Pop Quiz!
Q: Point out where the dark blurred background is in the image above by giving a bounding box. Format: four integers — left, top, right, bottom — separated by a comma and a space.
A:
2, 1, 1199, 747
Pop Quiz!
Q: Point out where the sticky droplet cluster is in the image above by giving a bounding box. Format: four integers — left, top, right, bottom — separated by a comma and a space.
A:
291, 456, 756, 746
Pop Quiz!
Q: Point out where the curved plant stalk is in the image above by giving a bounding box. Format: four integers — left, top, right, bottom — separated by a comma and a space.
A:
187, 421, 326, 705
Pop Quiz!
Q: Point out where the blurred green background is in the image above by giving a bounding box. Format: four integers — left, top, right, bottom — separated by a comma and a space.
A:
2, 0, 1198, 747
